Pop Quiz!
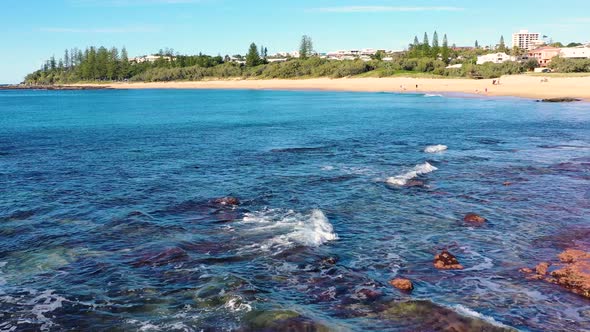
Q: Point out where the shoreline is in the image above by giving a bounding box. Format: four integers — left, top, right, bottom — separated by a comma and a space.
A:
37, 75, 590, 101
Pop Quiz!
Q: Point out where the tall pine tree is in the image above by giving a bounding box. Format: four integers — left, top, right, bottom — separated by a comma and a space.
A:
119, 47, 130, 80
246, 43, 261, 66
299, 35, 313, 59
498, 36, 506, 52
432, 31, 440, 57
441, 34, 450, 63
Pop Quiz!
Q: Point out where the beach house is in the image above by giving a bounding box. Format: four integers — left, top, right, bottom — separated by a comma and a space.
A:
528, 46, 561, 67
476, 52, 516, 64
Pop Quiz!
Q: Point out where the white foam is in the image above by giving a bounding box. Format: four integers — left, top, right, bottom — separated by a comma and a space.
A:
0, 262, 6, 287
27, 290, 67, 330
462, 249, 494, 272
240, 209, 338, 253
224, 296, 252, 313
386, 162, 438, 186
451, 304, 513, 329
424, 94, 444, 97
424, 145, 448, 153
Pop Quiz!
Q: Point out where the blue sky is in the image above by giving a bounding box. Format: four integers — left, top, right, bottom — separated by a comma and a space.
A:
1, 0, 589, 83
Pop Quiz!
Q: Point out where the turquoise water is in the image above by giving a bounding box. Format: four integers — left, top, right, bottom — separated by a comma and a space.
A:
0, 89, 589, 331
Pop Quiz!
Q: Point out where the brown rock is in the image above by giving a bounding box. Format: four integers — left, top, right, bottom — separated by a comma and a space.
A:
524, 247, 590, 299
389, 278, 414, 291
520, 267, 546, 280
320, 256, 338, 266
558, 249, 590, 263
213, 197, 240, 206
503, 181, 512, 186
535, 262, 550, 276
550, 249, 590, 299
433, 250, 464, 270
464, 213, 487, 224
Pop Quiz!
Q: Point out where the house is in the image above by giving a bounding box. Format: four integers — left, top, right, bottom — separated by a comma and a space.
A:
528, 46, 561, 67
476, 52, 516, 64
559, 47, 590, 59
446, 64, 463, 69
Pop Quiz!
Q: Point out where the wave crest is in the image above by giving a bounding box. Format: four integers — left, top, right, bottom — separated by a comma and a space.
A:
240, 209, 338, 254
387, 162, 438, 186
424, 145, 448, 153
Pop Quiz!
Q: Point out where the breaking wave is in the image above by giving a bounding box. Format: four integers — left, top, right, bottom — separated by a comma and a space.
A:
424, 145, 448, 153
450, 304, 513, 329
240, 209, 338, 253
386, 162, 438, 186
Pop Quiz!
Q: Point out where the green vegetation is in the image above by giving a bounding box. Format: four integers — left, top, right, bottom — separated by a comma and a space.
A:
549, 57, 590, 72
23, 33, 590, 85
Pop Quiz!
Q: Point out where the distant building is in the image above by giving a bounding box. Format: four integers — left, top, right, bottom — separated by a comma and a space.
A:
326, 49, 383, 60
528, 46, 561, 67
130, 55, 175, 64
476, 52, 516, 65
560, 47, 590, 59
451, 46, 475, 51
445, 64, 463, 69
512, 30, 541, 50
530, 40, 546, 49
266, 58, 288, 63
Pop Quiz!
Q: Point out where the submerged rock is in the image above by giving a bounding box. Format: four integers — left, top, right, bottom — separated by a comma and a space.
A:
405, 180, 426, 188
434, 250, 464, 270
355, 288, 382, 301
378, 300, 514, 331
132, 247, 188, 268
320, 256, 338, 266
464, 213, 487, 224
241, 310, 330, 331
389, 278, 414, 291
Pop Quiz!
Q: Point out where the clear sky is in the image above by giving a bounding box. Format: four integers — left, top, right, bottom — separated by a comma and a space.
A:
1, 0, 589, 83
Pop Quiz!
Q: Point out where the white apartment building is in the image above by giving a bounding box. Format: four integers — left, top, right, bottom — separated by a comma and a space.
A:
512, 30, 541, 50
476, 52, 517, 65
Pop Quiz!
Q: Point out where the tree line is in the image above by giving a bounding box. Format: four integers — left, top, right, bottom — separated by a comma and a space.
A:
23, 33, 590, 85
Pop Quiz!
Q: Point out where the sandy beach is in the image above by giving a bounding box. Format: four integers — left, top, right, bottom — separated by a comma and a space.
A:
82, 75, 590, 100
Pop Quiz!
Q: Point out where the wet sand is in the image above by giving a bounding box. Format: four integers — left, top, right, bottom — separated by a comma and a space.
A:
78, 75, 590, 100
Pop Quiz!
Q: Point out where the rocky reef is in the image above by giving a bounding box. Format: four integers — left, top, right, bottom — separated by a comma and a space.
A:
521, 248, 590, 299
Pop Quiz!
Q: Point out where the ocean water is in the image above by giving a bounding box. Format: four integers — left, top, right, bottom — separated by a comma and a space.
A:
0, 89, 589, 331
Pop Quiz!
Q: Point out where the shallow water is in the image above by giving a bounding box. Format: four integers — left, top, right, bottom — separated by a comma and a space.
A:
1, 89, 589, 331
